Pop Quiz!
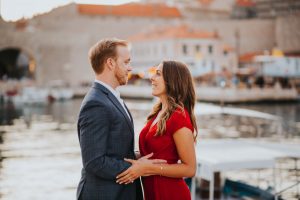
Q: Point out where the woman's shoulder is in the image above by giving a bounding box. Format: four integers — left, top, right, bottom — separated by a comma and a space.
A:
173, 107, 189, 116
168, 107, 193, 134
170, 107, 190, 121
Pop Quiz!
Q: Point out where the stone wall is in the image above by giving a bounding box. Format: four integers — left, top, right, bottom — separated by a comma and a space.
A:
1, 3, 298, 87
276, 13, 300, 53
188, 19, 276, 55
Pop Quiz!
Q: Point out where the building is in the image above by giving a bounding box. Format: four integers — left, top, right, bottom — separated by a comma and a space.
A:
254, 0, 300, 18
143, 0, 237, 20
0, 3, 182, 86
256, 56, 300, 78
0, 2, 299, 87
239, 49, 300, 88
129, 24, 237, 77
231, 0, 256, 19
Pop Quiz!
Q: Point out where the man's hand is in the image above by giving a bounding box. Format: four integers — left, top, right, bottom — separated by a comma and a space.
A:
116, 153, 167, 184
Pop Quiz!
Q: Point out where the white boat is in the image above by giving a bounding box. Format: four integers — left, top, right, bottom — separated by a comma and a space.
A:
48, 80, 74, 101
49, 88, 73, 101
13, 87, 49, 105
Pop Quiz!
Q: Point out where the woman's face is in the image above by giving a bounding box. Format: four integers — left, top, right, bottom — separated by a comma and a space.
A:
150, 63, 166, 98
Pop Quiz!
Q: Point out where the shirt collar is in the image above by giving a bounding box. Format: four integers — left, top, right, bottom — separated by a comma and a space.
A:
94, 79, 121, 99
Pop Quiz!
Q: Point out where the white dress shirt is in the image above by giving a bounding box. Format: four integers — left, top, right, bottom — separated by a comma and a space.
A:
94, 80, 131, 120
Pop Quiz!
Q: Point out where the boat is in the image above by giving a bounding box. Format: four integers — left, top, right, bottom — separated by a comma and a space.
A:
13, 86, 49, 105
48, 80, 74, 101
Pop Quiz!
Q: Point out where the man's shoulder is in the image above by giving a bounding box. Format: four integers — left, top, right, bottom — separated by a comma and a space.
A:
79, 87, 108, 109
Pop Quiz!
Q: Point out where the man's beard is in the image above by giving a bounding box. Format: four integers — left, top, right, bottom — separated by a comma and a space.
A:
115, 67, 127, 86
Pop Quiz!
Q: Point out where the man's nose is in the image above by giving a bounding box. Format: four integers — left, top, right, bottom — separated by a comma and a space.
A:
127, 65, 133, 72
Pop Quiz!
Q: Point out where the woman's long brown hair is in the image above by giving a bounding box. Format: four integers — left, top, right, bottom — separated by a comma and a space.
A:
147, 61, 198, 139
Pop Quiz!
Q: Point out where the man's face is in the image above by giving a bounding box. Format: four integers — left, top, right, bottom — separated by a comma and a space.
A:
114, 46, 132, 86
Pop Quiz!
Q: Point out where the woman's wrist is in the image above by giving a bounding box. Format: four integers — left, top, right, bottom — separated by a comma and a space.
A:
159, 164, 163, 176
145, 162, 155, 175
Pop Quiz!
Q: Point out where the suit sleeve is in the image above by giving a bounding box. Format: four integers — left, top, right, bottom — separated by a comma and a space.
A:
78, 101, 131, 180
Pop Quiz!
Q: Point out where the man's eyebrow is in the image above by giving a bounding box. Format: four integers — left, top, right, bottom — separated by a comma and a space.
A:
125, 58, 131, 62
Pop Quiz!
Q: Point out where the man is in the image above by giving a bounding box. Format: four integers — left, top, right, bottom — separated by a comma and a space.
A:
76, 38, 143, 200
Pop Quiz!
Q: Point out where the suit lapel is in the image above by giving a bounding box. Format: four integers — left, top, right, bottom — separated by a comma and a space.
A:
122, 102, 135, 152
93, 82, 134, 134
107, 93, 134, 133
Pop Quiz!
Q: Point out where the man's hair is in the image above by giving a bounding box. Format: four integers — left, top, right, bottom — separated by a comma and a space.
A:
88, 38, 128, 74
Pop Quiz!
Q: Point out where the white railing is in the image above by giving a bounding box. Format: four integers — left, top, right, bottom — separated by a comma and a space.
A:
274, 181, 300, 200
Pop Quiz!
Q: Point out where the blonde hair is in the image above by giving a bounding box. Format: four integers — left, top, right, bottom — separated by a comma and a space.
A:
89, 38, 128, 74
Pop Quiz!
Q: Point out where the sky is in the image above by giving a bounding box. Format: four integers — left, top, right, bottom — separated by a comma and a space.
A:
0, 0, 140, 21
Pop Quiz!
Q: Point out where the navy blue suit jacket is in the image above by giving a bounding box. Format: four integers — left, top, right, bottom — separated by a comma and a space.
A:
76, 82, 143, 200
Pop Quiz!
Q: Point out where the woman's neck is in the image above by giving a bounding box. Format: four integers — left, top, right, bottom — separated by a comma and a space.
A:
159, 95, 168, 112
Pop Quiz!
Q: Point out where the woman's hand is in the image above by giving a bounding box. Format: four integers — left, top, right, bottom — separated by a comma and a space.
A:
116, 153, 166, 184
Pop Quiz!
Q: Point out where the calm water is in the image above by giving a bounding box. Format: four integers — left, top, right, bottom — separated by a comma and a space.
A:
0, 99, 299, 199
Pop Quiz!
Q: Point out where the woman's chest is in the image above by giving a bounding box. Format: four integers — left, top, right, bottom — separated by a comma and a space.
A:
142, 126, 176, 153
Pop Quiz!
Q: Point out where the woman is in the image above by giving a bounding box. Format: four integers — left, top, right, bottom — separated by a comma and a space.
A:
117, 61, 198, 200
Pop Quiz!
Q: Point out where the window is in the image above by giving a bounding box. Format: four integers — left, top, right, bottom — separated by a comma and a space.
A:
182, 44, 188, 55
195, 45, 201, 52
208, 45, 213, 54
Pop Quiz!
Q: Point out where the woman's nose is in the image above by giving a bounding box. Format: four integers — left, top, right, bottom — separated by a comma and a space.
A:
150, 74, 155, 82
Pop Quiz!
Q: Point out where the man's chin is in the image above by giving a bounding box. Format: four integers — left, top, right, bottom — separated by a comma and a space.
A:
119, 79, 128, 86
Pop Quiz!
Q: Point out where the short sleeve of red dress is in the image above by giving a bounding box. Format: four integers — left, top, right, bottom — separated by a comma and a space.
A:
168, 108, 194, 135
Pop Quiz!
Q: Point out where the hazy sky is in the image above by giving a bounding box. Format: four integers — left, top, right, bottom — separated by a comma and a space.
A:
0, 0, 140, 21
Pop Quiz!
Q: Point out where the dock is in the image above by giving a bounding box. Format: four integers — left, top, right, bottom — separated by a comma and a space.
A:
115, 85, 299, 103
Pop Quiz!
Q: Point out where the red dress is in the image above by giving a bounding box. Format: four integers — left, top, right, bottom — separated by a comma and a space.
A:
139, 108, 194, 200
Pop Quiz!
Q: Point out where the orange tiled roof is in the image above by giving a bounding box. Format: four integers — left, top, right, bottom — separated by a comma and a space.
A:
77, 3, 182, 18
236, 0, 255, 7
128, 24, 218, 41
239, 52, 263, 62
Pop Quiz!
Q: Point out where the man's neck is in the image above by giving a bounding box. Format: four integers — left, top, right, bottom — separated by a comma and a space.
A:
96, 74, 118, 89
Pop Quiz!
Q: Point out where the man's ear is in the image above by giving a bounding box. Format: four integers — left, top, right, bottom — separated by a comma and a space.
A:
106, 58, 116, 71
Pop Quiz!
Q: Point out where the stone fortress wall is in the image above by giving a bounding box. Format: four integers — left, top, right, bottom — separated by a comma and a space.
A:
0, 3, 299, 86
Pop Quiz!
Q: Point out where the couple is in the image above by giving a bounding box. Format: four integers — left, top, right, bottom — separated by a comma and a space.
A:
76, 38, 198, 200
